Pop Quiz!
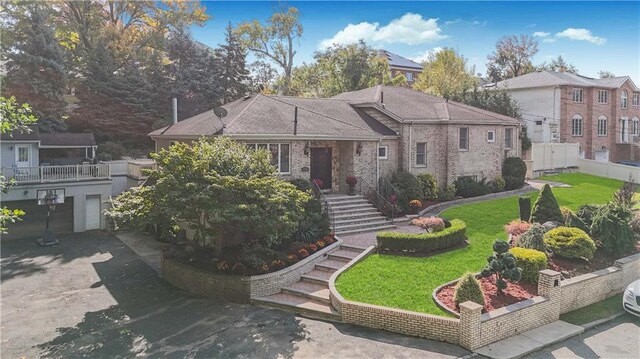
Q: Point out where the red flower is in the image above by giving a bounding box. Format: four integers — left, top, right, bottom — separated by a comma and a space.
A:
346, 176, 358, 186
285, 254, 298, 264
298, 248, 310, 259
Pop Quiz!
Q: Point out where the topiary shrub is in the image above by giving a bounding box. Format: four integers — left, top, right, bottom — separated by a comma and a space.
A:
590, 203, 636, 257
530, 184, 563, 224
519, 195, 532, 221
502, 157, 527, 190
515, 223, 547, 252
544, 227, 596, 260
509, 247, 547, 282
454, 176, 491, 198
416, 173, 438, 200
481, 240, 523, 293
454, 273, 485, 307
391, 171, 422, 212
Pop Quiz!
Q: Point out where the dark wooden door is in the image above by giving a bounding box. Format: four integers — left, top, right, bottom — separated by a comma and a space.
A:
310, 148, 332, 189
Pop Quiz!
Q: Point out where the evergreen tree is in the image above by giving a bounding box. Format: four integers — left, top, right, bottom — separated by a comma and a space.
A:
217, 23, 250, 103
530, 184, 564, 224
2, 3, 67, 132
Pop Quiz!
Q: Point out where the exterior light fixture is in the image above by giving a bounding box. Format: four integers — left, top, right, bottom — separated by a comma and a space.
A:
356, 142, 363, 156
304, 141, 310, 156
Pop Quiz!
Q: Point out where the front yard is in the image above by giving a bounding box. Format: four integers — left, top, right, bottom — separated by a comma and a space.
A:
335, 173, 627, 316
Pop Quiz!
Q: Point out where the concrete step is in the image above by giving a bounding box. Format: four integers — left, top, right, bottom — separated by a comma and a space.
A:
315, 259, 347, 271
340, 243, 368, 252
252, 293, 340, 322
300, 269, 334, 285
332, 209, 381, 219
326, 198, 370, 206
329, 203, 376, 211
281, 281, 331, 304
335, 224, 397, 236
328, 249, 361, 261
325, 195, 365, 202
333, 215, 387, 225
335, 220, 392, 231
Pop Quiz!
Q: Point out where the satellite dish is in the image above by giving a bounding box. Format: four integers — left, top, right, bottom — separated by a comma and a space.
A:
213, 106, 227, 119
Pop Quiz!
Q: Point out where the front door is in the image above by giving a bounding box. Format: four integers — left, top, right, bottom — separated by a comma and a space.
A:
15, 145, 30, 167
310, 148, 332, 189
85, 195, 101, 230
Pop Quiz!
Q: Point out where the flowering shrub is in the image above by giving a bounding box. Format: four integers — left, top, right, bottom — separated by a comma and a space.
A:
270, 259, 286, 270
409, 199, 422, 209
259, 263, 270, 273
308, 244, 318, 253
216, 260, 230, 272
316, 239, 326, 248
324, 234, 335, 244
411, 217, 445, 232
504, 220, 531, 237
298, 248, 310, 259
285, 254, 298, 264
346, 176, 358, 186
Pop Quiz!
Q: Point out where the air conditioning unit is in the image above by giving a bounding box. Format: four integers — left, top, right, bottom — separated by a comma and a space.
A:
551, 132, 560, 143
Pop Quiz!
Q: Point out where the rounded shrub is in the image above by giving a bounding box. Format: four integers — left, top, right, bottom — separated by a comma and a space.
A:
502, 157, 527, 190
391, 171, 422, 212
544, 227, 596, 260
515, 223, 547, 252
416, 173, 438, 200
454, 273, 485, 307
509, 247, 547, 282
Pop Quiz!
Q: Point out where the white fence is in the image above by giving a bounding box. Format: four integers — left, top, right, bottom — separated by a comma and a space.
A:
1, 164, 111, 184
102, 160, 129, 175
578, 158, 640, 182
530, 143, 580, 171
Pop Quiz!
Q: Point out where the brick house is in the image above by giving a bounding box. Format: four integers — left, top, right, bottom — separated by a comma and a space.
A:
378, 50, 423, 85
486, 71, 640, 162
149, 85, 521, 194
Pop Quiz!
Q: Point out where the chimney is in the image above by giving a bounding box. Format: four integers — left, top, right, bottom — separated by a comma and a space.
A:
172, 97, 178, 124
294, 106, 298, 135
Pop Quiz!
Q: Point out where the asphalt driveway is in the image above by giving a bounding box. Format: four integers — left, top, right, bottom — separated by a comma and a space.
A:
1, 232, 469, 358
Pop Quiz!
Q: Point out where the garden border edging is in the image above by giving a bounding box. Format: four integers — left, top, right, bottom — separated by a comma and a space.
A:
419, 185, 536, 216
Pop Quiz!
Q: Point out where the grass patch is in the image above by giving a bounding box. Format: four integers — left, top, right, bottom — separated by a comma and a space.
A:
560, 294, 623, 325
335, 173, 624, 316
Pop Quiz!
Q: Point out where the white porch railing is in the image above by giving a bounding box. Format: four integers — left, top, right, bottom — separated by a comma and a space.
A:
1, 164, 111, 184
127, 161, 157, 180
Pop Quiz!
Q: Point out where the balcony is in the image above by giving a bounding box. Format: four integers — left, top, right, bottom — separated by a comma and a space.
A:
1, 164, 111, 184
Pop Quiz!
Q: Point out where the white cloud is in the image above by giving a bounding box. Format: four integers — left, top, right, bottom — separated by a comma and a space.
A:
410, 47, 443, 63
319, 13, 447, 49
542, 38, 557, 43
533, 31, 550, 38
445, 18, 461, 25
555, 28, 606, 45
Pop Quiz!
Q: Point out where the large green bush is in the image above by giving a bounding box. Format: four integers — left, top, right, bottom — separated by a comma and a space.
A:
454, 273, 485, 307
530, 184, 563, 224
502, 157, 527, 190
416, 173, 438, 200
376, 219, 466, 253
390, 171, 422, 212
590, 203, 635, 257
509, 247, 547, 283
454, 176, 491, 198
515, 223, 547, 252
544, 227, 596, 260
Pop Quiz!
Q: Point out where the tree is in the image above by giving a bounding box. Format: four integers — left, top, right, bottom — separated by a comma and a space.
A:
452, 87, 522, 119
530, 184, 563, 224
249, 61, 279, 93
537, 55, 577, 74
0, 97, 38, 233
216, 23, 250, 103
481, 240, 522, 293
487, 35, 538, 82
1, 2, 68, 132
106, 137, 310, 255
413, 48, 477, 99
235, 6, 303, 95
598, 70, 616, 79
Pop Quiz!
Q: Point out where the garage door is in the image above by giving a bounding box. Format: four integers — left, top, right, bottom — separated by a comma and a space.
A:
3, 197, 74, 240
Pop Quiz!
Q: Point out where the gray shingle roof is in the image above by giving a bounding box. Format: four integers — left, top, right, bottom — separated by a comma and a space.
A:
39, 133, 96, 147
486, 71, 639, 91
0, 126, 39, 141
379, 50, 423, 70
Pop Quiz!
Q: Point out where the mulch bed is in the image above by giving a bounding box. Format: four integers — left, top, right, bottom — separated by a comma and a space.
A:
436, 277, 538, 314
549, 244, 640, 278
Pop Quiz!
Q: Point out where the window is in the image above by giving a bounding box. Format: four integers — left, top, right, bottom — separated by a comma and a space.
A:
504, 128, 513, 149
633, 94, 640, 107
622, 90, 628, 109
17, 145, 29, 163
572, 88, 583, 103
405, 72, 414, 82
572, 115, 583, 136
535, 120, 543, 126
597, 90, 608, 104
415, 142, 427, 166
378, 145, 388, 159
597, 116, 608, 136
487, 130, 496, 143
633, 117, 639, 135
459, 127, 469, 150
621, 118, 628, 142
247, 143, 290, 173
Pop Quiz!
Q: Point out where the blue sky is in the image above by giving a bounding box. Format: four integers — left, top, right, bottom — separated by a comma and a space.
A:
192, 1, 640, 83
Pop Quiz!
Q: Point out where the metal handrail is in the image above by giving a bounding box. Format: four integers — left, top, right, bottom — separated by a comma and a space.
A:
311, 179, 336, 233
366, 186, 397, 224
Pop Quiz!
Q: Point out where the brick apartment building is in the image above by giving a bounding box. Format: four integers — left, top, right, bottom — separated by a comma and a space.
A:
378, 50, 423, 86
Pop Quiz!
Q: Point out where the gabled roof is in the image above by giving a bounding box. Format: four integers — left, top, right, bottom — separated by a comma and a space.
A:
0, 126, 40, 141
332, 85, 521, 125
378, 50, 423, 71
485, 71, 639, 91
39, 133, 96, 147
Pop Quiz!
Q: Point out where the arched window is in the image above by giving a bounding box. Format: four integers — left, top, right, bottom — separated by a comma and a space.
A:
572, 115, 583, 136
597, 115, 608, 136
622, 90, 628, 109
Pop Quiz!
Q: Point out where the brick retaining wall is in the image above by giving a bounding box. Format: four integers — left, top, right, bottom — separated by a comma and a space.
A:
161, 237, 343, 303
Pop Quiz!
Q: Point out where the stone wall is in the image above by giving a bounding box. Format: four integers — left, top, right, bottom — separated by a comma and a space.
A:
161, 237, 343, 303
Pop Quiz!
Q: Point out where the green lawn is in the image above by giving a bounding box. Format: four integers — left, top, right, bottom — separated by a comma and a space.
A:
335, 173, 624, 316
560, 294, 623, 325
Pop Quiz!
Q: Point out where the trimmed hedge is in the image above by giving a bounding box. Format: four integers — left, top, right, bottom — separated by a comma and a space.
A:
544, 226, 596, 260
377, 219, 467, 253
509, 247, 547, 283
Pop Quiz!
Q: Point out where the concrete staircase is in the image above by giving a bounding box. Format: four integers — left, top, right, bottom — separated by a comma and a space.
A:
325, 194, 396, 235
252, 244, 367, 321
